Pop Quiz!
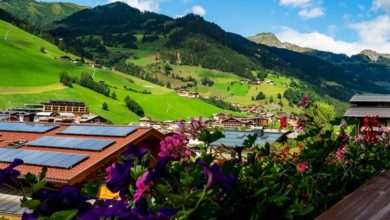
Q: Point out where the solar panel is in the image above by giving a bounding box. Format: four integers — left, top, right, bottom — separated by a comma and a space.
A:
0, 122, 58, 133
58, 125, 137, 137
0, 148, 88, 169
27, 136, 115, 151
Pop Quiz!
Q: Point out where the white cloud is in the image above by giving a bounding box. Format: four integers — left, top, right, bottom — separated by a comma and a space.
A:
350, 15, 390, 45
276, 21, 390, 56
192, 5, 206, 16
108, 0, 160, 12
279, 0, 311, 7
298, 7, 324, 19
372, 0, 390, 14
279, 0, 324, 19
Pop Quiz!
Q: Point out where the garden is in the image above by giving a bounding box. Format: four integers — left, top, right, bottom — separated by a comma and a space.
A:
0, 97, 389, 219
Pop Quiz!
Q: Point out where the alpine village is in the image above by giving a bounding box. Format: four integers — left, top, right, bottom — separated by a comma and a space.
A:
0, 0, 389, 219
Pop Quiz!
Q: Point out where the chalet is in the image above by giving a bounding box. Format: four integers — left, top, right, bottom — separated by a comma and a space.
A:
41, 100, 89, 115
175, 89, 200, 98
139, 117, 152, 127
220, 117, 252, 129
212, 113, 233, 121
249, 80, 262, 85
79, 114, 108, 124
0, 123, 164, 186
344, 94, 390, 128
0, 122, 164, 219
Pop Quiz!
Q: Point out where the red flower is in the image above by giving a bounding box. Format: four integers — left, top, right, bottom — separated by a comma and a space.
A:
280, 115, 287, 129
296, 161, 309, 173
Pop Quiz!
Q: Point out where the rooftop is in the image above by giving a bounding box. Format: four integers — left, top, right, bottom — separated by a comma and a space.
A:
0, 122, 164, 185
343, 107, 390, 118
350, 95, 390, 103
210, 130, 285, 148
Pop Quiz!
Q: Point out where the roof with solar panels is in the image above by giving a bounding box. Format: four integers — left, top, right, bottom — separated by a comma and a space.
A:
0, 122, 164, 186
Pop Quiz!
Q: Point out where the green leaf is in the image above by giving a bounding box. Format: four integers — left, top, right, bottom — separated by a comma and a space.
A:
24, 173, 37, 184
50, 209, 78, 220
180, 171, 194, 187
21, 199, 40, 209
33, 180, 47, 192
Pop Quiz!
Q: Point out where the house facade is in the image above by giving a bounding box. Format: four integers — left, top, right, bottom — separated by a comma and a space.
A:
344, 95, 390, 127
41, 100, 89, 115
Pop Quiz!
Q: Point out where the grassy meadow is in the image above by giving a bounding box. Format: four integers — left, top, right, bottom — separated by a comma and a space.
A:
0, 20, 232, 124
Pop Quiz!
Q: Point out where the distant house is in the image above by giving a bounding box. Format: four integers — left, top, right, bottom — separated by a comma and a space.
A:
59, 55, 72, 61
139, 117, 152, 127
344, 94, 390, 128
212, 113, 233, 121
249, 80, 262, 85
79, 114, 108, 124
175, 89, 200, 98
41, 100, 89, 115
221, 117, 248, 129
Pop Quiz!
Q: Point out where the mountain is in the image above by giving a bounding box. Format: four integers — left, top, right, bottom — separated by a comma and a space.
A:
249, 33, 312, 53
0, 12, 231, 123
46, 2, 390, 114
0, 0, 87, 28
359, 49, 390, 62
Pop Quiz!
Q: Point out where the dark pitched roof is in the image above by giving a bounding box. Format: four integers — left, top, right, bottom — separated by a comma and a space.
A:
350, 95, 390, 103
316, 170, 390, 220
343, 107, 390, 118
210, 130, 284, 148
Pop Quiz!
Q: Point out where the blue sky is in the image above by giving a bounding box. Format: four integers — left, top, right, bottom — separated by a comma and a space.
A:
42, 0, 390, 55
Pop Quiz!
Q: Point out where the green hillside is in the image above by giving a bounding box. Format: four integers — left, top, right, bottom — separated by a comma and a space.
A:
0, 0, 87, 28
0, 19, 232, 124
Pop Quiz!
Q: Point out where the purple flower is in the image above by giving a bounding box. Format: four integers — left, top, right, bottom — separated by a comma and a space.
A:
158, 134, 193, 161
0, 159, 23, 186
31, 186, 91, 217
106, 159, 134, 200
196, 160, 236, 192
134, 172, 152, 204
21, 212, 39, 220
278, 173, 289, 183
123, 145, 148, 164
81, 199, 134, 220
132, 157, 171, 204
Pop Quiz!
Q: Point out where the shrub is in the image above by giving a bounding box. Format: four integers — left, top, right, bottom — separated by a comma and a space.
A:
102, 102, 109, 111
124, 95, 145, 117
255, 91, 266, 100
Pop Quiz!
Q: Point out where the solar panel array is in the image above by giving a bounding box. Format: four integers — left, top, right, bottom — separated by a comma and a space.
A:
58, 125, 137, 137
0, 122, 58, 133
0, 148, 88, 169
27, 136, 115, 151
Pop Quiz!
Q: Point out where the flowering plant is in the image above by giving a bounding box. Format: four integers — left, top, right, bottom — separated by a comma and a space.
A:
0, 103, 388, 219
